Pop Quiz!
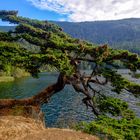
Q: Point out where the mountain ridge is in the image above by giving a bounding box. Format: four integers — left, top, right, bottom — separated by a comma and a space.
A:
1, 18, 140, 54
55, 18, 140, 54
55, 18, 140, 44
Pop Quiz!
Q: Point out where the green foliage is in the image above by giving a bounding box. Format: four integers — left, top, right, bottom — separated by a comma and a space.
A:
0, 76, 14, 82
76, 97, 139, 139
3, 63, 12, 76
0, 10, 140, 95
0, 32, 18, 41
2, 18, 140, 54
76, 115, 140, 140
0, 12, 140, 139
0, 10, 18, 19
132, 73, 140, 79
0, 63, 29, 79
101, 68, 140, 94
97, 97, 128, 116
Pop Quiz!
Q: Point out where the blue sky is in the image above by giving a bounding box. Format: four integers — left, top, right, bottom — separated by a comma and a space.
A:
0, 0, 140, 25
0, 0, 68, 25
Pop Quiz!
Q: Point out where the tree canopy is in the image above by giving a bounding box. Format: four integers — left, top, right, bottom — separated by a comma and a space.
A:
0, 10, 140, 139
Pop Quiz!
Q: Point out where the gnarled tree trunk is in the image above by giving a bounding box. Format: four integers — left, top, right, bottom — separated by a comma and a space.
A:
0, 73, 67, 110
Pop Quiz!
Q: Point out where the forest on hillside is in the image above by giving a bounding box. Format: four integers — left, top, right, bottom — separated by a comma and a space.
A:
1, 18, 140, 55
55, 19, 140, 54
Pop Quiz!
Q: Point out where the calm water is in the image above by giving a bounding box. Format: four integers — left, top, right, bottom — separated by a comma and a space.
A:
0, 70, 140, 127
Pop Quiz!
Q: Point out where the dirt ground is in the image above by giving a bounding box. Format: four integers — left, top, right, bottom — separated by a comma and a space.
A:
0, 116, 99, 140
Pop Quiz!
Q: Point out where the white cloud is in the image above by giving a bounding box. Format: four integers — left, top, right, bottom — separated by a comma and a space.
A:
27, 0, 140, 22
59, 18, 67, 21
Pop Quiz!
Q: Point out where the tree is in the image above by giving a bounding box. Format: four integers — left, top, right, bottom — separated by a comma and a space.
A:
0, 10, 140, 139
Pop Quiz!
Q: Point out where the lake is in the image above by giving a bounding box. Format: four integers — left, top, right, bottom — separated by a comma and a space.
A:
0, 72, 94, 127
0, 70, 140, 128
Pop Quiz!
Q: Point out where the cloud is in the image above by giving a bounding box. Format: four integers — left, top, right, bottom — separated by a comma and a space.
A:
27, 0, 140, 22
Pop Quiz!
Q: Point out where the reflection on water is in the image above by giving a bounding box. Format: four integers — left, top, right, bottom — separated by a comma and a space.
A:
0, 70, 140, 127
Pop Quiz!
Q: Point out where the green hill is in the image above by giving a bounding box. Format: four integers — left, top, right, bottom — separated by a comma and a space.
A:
1, 18, 140, 54
55, 18, 140, 54
55, 18, 140, 44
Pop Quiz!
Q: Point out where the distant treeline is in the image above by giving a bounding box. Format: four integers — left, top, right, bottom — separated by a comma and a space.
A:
1, 18, 140, 55
55, 18, 140, 55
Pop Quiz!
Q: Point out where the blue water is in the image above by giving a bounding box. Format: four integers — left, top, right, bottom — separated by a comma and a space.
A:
0, 72, 94, 128
0, 71, 140, 127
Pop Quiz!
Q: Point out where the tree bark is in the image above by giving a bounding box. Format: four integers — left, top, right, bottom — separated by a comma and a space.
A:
0, 73, 66, 109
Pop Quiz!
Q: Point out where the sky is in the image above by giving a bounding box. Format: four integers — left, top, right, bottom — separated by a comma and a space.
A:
0, 0, 140, 25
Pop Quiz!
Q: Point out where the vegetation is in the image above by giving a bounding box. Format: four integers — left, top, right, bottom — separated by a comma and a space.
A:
0, 10, 140, 139
132, 73, 140, 79
0, 76, 14, 82
56, 19, 140, 54
2, 18, 140, 55
2, 18, 140, 54
0, 41, 30, 81
76, 115, 140, 140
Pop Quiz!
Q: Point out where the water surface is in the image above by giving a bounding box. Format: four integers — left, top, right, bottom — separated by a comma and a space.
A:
0, 72, 94, 127
0, 70, 140, 127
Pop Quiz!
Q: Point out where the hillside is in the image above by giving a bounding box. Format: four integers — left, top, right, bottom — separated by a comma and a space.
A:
1, 18, 140, 54
55, 18, 140, 54
55, 18, 140, 44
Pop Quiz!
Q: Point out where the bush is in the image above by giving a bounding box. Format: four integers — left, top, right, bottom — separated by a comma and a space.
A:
76, 115, 140, 140
0, 63, 30, 78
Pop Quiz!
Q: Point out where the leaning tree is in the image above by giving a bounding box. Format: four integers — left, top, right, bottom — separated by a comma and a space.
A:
0, 10, 140, 139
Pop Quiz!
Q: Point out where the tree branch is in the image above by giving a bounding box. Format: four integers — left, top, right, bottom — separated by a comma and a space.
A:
0, 73, 66, 109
